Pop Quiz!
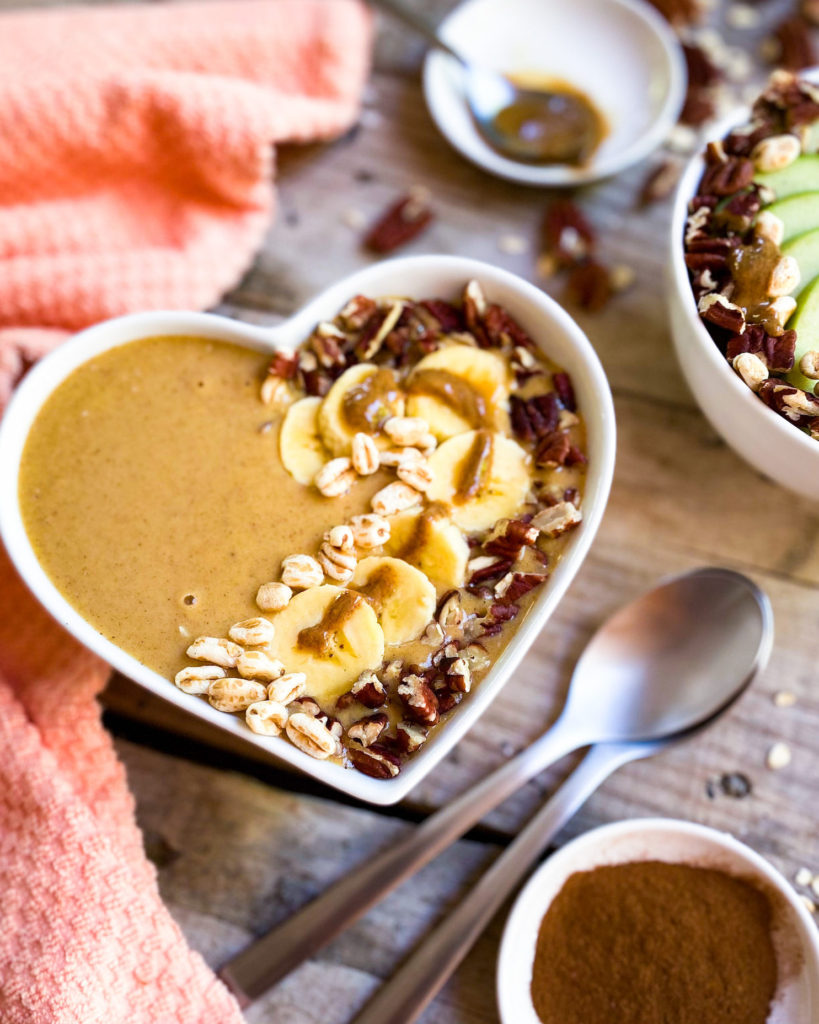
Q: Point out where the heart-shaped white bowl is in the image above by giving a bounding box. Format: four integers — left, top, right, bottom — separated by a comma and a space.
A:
0, 255, 615, 805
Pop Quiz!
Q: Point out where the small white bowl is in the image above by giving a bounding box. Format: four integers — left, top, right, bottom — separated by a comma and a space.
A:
0, 255, 615, 806
423, 0, 686, 187
497, 818, 819, 1024
668, 94, 819, 502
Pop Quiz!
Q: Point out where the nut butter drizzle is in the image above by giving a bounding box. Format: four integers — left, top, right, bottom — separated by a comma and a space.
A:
396, 502, 451, 563
729, 236, 785, 336
454, 429, 494, 504
342, 369, 401, 433
355, 563, 401, 616
406, 369, 488, 428
298, 591, 364, 656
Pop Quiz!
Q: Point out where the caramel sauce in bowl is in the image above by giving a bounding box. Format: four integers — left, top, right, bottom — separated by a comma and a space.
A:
483, 75, 607, 167
0, 255, 615, 805
423, 0, 684, 186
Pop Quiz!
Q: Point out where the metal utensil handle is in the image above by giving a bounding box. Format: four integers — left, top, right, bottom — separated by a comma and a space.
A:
370, 0, 464, 64
351, 743, 645, 1024
219, 724, 579, 1005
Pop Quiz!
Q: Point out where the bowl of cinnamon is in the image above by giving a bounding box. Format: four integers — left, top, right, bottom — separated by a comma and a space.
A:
497, 818, 819, 1024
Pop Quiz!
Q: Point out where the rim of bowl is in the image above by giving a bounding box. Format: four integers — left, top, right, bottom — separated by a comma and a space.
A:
497, 816, 819, 1024
0, 255, 616, 806
668, 104, 819, 467
423, 0, 686, 187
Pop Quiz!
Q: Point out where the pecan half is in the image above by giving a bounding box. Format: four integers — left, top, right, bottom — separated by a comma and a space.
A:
350, 744, 401, 779
495, 571, 548, 602
510, 392, 560, 442
534, 430, 571, 468
639, 158, 682, 205
769, 16, 816, 71
420, 298, 464, 333
365, 189, 434, 254
699, 157, 755, 197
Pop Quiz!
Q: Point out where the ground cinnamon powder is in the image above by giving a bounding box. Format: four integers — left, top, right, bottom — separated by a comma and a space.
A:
531, 860, 778, 1024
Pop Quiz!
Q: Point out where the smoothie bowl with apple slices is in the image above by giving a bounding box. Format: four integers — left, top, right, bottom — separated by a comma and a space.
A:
670, 71, 819, 498
0, 257, 615, 804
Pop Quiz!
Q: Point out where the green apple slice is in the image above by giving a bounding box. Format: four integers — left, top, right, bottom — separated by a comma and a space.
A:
767, 192, 819, 243
786, 274, 819, 392
782, 228, 819, 299
756, 155, 819, 200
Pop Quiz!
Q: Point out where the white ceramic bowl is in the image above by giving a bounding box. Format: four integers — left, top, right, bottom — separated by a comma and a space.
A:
0, 255, 615, 805
668, 113, 819, 502
423, 0, 685, 187
497, 818, 819, 1024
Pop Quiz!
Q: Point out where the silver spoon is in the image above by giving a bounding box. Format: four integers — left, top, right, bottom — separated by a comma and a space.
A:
219, 568, 773, 1007
371, 0, 603, 165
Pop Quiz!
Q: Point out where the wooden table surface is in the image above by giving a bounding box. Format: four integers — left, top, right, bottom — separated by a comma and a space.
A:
11, 0, 819, 1020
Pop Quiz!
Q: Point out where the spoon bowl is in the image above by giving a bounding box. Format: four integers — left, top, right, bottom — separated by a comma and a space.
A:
558, 567, 774, 748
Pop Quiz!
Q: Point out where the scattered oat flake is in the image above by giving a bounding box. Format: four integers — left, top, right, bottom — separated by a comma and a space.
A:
498, 233, 528, 255
666, 124, 698, 153
799, 894, 817, 914
726, 3, 761, 29
342, 207, 367, 230
765, 741, 792, 770
610, 264, 636, 292
795, 867, 814, 888
773, 690, 797, 708
811, 876, 819, 900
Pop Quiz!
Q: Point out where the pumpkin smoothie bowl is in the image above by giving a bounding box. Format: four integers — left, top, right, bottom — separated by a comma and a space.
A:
1, 258, 615, 802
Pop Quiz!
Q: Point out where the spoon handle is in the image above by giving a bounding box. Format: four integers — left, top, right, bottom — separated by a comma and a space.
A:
219, 723, 579, 1005
370, 0, 464, 65
351, 743, 648, 1024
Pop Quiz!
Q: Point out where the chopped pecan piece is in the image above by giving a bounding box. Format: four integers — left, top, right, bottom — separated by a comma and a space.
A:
364, 189, 434, 254
769, 16, 816, 71
565, 260, 613, 312
552, 371, 576, 411
398, 673, 440, 727
639, 158, 682, 205
482, 304, 535, 350
509, 392, 560, 442
347, 712, 389, 748
698, 294, 746, 334
534, 430, 571, 468
484, 518, 539, 560
338, 294, 378, 331
725, 326, 796, 373
349, 744, 401, 779
495, 571, 548, 602
419, 298, 464, 333
267, 348, 298, 380
541, 199, 595, 272
394, 721, 427, 754
468, 556, 514, 587
487, 602, 520, 624
699, 157, 755, 197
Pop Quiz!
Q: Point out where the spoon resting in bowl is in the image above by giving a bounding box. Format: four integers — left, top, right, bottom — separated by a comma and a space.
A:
372, 0, 606, 165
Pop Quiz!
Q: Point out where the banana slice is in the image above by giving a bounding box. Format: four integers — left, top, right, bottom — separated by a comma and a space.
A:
383, 505, 469, 594
351, 556, 437, 645
318, 364, 405, 456
427, 430, 530, 532
279, 397, 328, 485
405, 345, 511, 440
267, 585, 384, 701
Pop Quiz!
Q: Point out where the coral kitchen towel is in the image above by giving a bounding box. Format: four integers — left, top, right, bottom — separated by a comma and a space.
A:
0, 2, 371, 1021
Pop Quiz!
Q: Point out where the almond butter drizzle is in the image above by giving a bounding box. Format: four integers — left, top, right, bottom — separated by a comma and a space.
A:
342, 368, 402, 433
297, 590, 363, 657
396, 501, 450, 563
355, 563, 401, 615
454, 430, 494, 504
729, 236, 786, 336
406, 369, 488, 427
488, 76, 606, 166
